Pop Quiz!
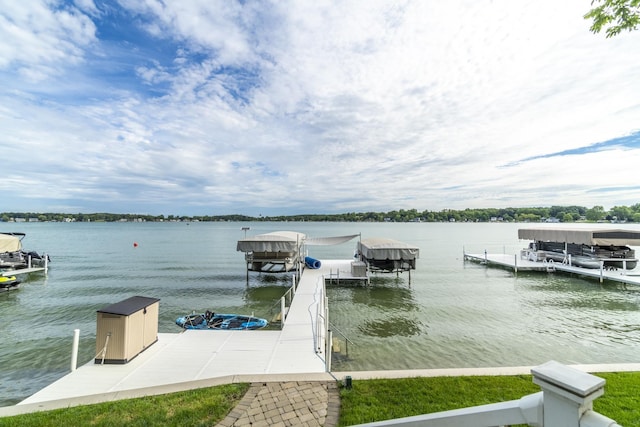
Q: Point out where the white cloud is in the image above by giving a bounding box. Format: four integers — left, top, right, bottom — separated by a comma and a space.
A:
1, 0, 639, 215
0, 0, 96, 81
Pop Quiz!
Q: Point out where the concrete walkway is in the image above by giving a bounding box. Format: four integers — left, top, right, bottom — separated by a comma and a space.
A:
216, 381, 340, 427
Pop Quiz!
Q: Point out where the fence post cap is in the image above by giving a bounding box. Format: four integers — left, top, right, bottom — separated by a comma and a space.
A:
532, 361, 605, 404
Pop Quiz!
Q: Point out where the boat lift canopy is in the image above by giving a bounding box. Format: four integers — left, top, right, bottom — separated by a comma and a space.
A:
0, 233, 23, 252
236, 231, 306, 253
518, 228, 640, 247
357, 238, 419, 273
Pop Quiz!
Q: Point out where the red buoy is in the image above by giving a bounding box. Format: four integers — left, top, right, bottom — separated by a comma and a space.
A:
133, 242, 138, 248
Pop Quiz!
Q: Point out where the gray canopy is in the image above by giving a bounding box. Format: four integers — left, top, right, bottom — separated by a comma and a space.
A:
236, 231, 306, 253
518, 228, 640, 246
357, 238, 420, 260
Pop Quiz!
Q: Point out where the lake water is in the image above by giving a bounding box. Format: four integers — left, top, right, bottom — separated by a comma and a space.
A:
1, 221, 639, 407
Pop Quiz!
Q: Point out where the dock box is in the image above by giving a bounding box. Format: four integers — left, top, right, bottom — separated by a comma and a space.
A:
351, 261, 367, 277
95, 296, 160, 364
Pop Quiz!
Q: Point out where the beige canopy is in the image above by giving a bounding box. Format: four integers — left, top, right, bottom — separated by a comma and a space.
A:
518, 228, 640, 246
0, 233, 22, 252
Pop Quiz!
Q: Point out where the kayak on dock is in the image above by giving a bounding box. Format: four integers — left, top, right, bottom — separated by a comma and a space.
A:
175, 310, 268, 330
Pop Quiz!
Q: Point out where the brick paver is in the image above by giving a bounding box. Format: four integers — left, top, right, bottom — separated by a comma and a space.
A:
216, 381, 340, 427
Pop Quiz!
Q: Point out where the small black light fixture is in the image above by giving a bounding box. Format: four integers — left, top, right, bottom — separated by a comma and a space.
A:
344, 375, 352, 390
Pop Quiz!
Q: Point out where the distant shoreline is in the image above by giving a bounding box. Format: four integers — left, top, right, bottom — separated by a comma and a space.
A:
1, 204, 637, 224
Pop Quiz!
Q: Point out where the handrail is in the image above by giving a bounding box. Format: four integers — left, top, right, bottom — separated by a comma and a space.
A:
313, 278, 326, 354
278, 275, 298, 328
329, 322, 356, 346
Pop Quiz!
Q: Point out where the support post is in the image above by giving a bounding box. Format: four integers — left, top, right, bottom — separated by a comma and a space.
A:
514, 254, 518, 273
600, 261, 604, 283
280, 296, 286, 329
326, 330, 332, 372
71, 329, 80, 371
532, 361, 606, 427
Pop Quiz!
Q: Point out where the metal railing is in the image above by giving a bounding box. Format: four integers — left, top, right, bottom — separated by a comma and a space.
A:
329, 323, 355, 358
277, 275, 298, 328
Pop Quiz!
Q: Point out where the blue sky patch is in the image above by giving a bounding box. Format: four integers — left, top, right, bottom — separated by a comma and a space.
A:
506, 130, 640, 167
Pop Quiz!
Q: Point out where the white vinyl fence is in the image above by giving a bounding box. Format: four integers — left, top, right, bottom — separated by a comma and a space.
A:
351, 360, 620, 427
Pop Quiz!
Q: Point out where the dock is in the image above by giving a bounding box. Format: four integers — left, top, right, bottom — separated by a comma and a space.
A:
7, 259, 365, 413
464, 251, 640, 286
1, 267, 47, 277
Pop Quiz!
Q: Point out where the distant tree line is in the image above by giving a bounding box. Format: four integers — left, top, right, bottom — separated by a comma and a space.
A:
2, 204, 640, 223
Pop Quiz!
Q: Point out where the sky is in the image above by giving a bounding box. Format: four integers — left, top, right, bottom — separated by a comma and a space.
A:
1, 0, 640, 217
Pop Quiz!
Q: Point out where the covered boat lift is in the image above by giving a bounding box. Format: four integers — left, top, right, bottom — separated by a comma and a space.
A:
236, 231, 361, 276
356, 238, 419, 280
0, 232, 49, 274
518, 227, 640, 270
236, 231, 307, 275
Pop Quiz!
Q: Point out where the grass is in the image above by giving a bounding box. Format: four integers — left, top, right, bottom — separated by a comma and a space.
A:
338, 374, 540, 426
0, 383, 250, 427
594, 372, 640, 426
338, 372, 640, 426
0, 372, 638, 426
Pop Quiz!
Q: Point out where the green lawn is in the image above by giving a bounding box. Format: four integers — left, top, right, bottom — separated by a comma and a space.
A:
337, 372, 640, 426
0, 372, 637, 427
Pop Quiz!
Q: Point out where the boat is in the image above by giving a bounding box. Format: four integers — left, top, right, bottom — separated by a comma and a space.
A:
0, 232, 49, 270
175, 310, 268, 330
0, 275, 20, 291
519, 227, 640, 270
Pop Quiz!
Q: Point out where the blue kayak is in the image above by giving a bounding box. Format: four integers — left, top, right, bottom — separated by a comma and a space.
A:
176, 311, 268, 330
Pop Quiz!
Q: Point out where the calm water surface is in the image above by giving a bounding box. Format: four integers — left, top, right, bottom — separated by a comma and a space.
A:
1, 221, 639, 406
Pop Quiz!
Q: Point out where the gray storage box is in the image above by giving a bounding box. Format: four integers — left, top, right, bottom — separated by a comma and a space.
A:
351, 261, 367, 277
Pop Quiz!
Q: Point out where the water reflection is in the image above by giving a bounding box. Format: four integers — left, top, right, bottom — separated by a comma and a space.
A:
359, 317, 424, 337
243, 284, 289, 303
517, 275, 640, 311
350, 282, 417, 311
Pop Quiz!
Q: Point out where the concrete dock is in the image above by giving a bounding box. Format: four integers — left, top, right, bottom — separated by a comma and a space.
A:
0, 259, 363, 415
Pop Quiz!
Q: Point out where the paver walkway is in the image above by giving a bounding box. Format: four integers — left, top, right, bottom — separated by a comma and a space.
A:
216, 381, 340, 427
